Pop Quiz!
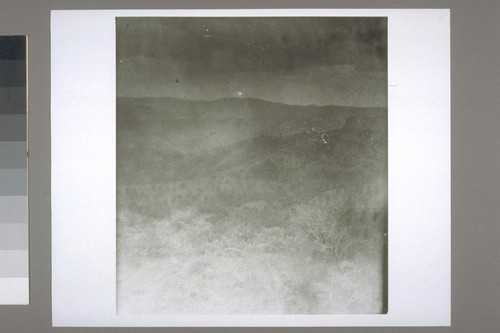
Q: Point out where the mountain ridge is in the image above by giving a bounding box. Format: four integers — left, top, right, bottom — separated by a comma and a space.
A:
117, 96, 386, 153
117, 95, 386, 114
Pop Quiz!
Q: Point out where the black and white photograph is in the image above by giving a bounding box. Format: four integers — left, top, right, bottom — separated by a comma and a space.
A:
116, 16, 388, 315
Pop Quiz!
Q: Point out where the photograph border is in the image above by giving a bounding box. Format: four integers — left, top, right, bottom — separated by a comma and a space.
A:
51, 8, 450, 327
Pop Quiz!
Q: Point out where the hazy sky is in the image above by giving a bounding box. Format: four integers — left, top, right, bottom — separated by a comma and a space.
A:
116, 17, 387, 107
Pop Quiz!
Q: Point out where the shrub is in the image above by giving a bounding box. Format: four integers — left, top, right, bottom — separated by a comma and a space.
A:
290, 186, 383, 262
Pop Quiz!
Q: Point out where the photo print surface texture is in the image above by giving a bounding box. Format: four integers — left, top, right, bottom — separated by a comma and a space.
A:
116, 17, 388, 315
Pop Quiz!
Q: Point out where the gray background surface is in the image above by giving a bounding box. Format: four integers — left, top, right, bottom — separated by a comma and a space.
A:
0, 0, 498, 332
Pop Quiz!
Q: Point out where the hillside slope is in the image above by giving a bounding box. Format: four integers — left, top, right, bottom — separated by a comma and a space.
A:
116, 97, 388, 314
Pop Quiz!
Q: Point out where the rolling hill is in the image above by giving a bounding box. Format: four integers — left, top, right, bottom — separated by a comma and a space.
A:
116, 96, 388, 314
117, 96, 386, 186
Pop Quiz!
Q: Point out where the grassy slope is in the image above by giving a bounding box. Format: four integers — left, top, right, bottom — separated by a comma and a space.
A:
116, 97, 387, 314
